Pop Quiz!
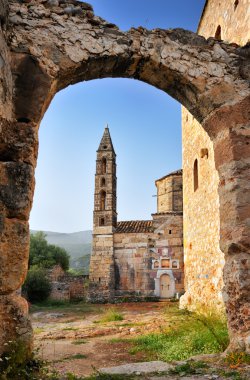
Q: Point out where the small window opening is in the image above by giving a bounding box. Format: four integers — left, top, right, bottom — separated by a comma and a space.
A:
99, 218, 105, 226
172, 261, 178, 269
234, 0, 239, 10
154, 261, 159, 269
100, 191, 106, 211
101, 177, 106, 186
169, 230, 172, 234
200, 148, 209, 159
215, 25, 221, 40
99, 277, 101, 282
103, 145, 107, 149
101, 158, 107, 174
162, 259, 170, 268
193, 159, 198, 192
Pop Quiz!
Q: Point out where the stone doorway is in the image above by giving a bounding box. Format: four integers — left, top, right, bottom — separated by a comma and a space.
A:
160, 274, 174, 299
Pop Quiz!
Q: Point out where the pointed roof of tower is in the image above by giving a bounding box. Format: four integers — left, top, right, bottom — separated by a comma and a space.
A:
97, 124, 115, 154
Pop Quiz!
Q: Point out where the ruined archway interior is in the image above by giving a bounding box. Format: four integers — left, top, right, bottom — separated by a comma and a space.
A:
0, 0, 249, 372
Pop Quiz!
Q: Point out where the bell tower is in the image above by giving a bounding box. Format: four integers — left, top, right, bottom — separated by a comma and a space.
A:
93, 125, 117, 233
88, 125, 117, 302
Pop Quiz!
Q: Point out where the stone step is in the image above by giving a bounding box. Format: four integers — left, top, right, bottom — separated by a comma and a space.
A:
100, 361, 173, 375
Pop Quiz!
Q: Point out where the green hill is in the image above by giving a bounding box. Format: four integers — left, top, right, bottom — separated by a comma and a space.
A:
30, 230, 92, 273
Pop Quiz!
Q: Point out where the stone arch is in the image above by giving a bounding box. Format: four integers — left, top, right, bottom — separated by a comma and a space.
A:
0, 0, 249, 354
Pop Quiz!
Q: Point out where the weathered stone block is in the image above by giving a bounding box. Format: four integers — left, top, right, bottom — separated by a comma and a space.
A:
0, 218, 29, 294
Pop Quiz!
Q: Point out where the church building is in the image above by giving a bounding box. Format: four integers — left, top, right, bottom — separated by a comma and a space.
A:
88, 126, 184, 302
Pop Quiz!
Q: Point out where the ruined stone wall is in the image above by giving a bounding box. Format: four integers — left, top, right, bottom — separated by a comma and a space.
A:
50, 282, 70, 301
180, 0, 249, 314
67, 275, 87, 300
114, 213, 184, 298
48, 264, 65, 282
50, 274, 87, 301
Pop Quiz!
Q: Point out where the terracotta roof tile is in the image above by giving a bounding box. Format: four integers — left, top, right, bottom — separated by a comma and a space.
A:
152, 211, 183, 216
115, 220, 153, 233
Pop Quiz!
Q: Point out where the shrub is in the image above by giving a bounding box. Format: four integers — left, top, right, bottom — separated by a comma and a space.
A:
23, 267, 52, 303
99, 308, 124, 323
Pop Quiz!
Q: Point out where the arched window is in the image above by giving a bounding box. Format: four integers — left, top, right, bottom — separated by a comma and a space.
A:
153, 261, 159, 269
99, 218, 105, 226
101, 158, 107, 174
215, 25, 221, 40
172, 260, 178, 269
100, 191, 106, 211
193, 159, 198, 192
101, 177, 106, 187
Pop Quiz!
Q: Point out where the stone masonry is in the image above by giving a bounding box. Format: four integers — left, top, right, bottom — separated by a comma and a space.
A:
0, 0, 249, 356
48, 265, 87, 301
180, 0, 250, 352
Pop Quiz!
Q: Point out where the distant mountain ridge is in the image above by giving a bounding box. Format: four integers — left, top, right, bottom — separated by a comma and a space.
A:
30, 230, 92, 263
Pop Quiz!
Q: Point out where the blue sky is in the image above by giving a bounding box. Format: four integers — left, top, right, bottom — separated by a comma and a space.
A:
30, 0, 206, 233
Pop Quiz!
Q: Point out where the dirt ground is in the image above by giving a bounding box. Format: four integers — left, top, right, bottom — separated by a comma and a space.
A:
32, 302, 168, 377
31, 301, 250, 379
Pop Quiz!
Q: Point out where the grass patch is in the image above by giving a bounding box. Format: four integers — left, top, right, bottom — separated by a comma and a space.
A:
129, 308, 229, 361
33, 327, 44, 334
71, 340, 88, 345
97, 308, 124, 323
62, 327, 79, 331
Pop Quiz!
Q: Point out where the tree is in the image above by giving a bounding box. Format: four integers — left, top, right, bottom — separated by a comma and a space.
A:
29, 232, 54, 268
29, 232, 70, 270
48, 244, 70, 271
23, 267, 52, 302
